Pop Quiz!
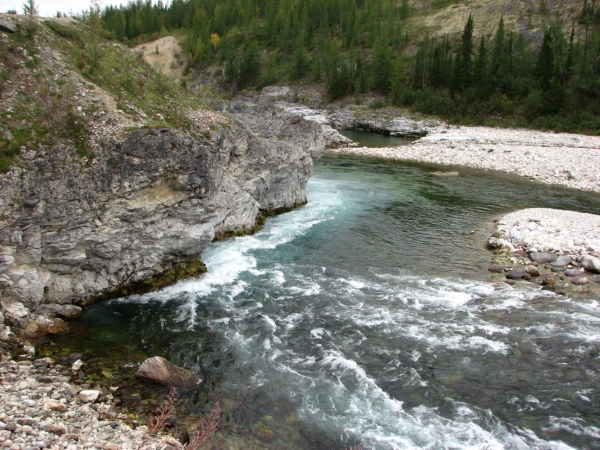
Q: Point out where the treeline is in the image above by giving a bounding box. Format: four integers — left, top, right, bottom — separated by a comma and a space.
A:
99, 0, 600, 133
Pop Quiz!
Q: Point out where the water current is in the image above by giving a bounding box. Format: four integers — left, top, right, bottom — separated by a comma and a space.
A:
53, 154, 600, 449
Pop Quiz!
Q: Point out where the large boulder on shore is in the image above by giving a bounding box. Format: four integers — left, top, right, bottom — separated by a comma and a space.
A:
581, 255, 600, 274
135, 356, 200, 388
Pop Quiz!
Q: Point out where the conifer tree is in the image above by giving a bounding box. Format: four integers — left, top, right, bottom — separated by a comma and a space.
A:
372, 32, 392, 93
458, 14, 474, 90
535, 30, 555, 92
391, 55, 405, 105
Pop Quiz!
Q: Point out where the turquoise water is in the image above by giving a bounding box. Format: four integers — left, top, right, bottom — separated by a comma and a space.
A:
54, 155, 600, 449
337, 129, 417, 147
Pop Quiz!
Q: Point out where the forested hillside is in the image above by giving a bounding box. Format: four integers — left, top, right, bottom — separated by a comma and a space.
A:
98, 0, 600, 132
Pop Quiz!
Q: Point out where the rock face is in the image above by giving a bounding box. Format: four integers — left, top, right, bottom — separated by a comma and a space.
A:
0, 104, 324, 332
135, 356, 200, 388
328, 108, 441, 138
0, 19, 18, 34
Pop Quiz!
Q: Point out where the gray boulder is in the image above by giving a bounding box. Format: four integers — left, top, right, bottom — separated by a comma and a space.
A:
525, 265, 540, 277
488, 264, 506, 273
0, 20, 18, 34
135, 356, 200, 388
506, 269, 527, 280
564, 268, 584, 277
529, 252, 556, 263
581, 255, 600, 274
553, 255, 572, 267
35, 304, 82, 319
571, 277, 589, 285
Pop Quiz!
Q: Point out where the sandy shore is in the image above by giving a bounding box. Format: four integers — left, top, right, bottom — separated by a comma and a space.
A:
327, 125, 600, 193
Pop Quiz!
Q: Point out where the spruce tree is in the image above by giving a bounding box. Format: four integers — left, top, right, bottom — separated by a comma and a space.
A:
535, 31, 555, 92
372, 32, 392, 93
458, 14, 474, 89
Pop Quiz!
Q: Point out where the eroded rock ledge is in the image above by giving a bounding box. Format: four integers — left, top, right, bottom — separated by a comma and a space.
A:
0, 104, 324, 337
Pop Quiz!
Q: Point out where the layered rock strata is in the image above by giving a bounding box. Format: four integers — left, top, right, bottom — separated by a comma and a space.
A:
0, 105, 324, 335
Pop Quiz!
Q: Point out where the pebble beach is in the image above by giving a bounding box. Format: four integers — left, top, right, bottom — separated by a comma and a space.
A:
328, 125, 600, 193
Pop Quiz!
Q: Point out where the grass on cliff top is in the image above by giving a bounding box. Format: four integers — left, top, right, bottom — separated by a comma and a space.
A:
0, 16, 206, 172
43, 19, 204, 130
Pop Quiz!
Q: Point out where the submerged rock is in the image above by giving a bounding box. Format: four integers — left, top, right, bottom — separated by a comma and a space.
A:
506, 269, 528, 280
135, 356, 200, 388
564, 268, 585, 277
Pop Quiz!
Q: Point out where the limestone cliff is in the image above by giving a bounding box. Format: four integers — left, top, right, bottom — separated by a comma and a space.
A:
0, 104, 324, 336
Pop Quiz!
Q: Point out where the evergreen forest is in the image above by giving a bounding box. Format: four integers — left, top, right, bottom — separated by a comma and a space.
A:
98, 0, 600, 133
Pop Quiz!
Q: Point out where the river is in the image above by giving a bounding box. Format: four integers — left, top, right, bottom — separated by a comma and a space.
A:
48, 154, 600, 449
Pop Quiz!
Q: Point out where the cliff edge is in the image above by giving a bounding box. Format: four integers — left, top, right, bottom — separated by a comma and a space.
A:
0, 17, 324, 340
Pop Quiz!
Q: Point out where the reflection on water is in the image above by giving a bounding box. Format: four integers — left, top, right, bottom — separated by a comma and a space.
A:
45, 154, 600, 449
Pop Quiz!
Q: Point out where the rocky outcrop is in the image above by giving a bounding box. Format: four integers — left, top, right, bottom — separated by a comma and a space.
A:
0, 104, 324, 333
0, 19, 17, 34
135, 356, 200, 388
328, 108, 442, 138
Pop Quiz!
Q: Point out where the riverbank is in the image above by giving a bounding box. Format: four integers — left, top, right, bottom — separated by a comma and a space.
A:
327, 124, 600, 193
0, 354, 173, 450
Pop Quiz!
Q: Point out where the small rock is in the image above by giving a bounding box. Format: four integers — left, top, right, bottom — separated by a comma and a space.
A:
488, 264, 506, 273
564, 268, 584, 277
22, 400, 36, 408
71, 360, 83, 372
571, 277, 589, 285
525, 265, 540, 277
506, 269, 527, 280
553, 255, 572, 267
78, 390, 100, 403
43, 424, 66, 436
91, 96, 103, 102
68, 353, 83, 362
530, 252, 556, 263
135, 357, 200, 388
44, 401, 66, 413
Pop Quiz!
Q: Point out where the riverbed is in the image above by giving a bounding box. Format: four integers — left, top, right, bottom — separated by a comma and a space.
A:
43, 154, 600, 449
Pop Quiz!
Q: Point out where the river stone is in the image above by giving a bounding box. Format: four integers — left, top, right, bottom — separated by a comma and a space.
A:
571, 277, 589, 285
488, 264, 506, 273
35, 304, 83, 319
553, 255, 572, 267
506, 269, 527, 280
0, 20, 17, 33
79, 390, 100, 403
529, 252, 556, 263
581, 255, 600, 274
135, 356, 200, 388
525, 265, 540, 277
564, 268, 584, 277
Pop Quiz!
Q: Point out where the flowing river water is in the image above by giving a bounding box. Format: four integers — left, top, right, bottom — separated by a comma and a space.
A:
46, 154, 600, 449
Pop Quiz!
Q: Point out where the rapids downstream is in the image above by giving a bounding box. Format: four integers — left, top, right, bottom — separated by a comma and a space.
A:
51, 154, 600, 449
